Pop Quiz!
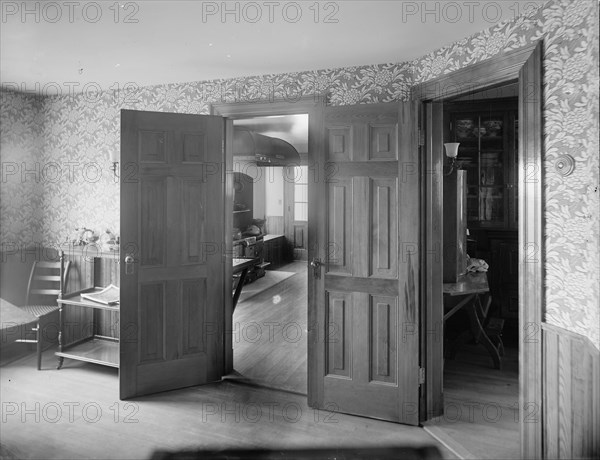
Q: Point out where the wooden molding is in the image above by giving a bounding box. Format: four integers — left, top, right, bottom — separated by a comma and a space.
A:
414, 41, 544, 459
411, 43, 537, 101
211, 96, 325, 118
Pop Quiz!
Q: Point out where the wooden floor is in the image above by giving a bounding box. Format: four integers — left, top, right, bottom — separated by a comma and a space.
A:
425, 344, 520, 459
0, 352, 452, 460
1, 262, 517, 460
232, 262, 308, 394
233, 262, 520, 459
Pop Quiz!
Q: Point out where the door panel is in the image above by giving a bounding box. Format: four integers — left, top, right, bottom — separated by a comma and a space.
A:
309, 102, 420, 425
120, 109, 224, 399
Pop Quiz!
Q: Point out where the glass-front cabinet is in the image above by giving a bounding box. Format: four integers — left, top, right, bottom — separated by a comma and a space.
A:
446, 99, 518, 230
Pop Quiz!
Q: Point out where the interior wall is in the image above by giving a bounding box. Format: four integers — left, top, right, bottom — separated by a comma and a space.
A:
0, 0, 597, 347
264, 167, 285, 235
265, 167, 284, 217
0, 91, 44, 247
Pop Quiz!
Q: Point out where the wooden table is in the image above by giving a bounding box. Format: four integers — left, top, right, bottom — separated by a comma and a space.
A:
443, 272, 501, 369
232, 257, 260, 311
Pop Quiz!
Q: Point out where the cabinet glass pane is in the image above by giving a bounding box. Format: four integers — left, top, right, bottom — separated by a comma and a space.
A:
480, 152, 504, 186
481, 119, 503, 138
455, 118, 478, 144
479, 186, 504, 223
467, 191, 479, 221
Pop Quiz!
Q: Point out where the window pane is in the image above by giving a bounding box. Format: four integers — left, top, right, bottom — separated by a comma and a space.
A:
295, 184, 308, 202
295, 166, 308, 184
294, 203, 308, 221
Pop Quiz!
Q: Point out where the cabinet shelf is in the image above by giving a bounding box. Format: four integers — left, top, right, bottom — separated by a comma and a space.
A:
59, 287, 120, 310
233, 209, 252, 214
55, 337, 119, 368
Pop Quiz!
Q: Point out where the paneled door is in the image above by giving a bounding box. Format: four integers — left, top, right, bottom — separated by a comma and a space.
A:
120, 110, 225, 399
308, 102, 421, 424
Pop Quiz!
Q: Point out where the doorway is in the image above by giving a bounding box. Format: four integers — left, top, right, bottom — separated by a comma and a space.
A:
415, 42, 544, 459
214, 99, 422, 425
430, 87, 521, 459
228, 114, 310, 394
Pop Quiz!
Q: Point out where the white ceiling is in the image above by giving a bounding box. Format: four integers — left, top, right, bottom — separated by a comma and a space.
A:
1, 1, 545, 95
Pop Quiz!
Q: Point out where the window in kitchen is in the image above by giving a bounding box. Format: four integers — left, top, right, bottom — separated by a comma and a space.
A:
293, 165, 308, 221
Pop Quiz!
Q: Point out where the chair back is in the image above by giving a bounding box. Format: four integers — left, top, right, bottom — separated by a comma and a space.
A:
25, 260, 71, 305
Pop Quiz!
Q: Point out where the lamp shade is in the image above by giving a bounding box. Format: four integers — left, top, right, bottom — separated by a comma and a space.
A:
444, 142, 460, 158
108, 150, 118, 163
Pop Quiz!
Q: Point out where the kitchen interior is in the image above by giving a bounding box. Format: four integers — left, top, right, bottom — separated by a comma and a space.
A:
436, 82, 520, 458
230, 114, 310, 393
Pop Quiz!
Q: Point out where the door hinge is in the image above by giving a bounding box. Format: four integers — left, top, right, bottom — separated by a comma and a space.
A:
419, 367, 425, 385
418, 128, 425, 146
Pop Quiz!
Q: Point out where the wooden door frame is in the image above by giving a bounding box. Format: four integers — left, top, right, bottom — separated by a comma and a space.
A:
412, 42, 543, 459
210, 96, 324, 374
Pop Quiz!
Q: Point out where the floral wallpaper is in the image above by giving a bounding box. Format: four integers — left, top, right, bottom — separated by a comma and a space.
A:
411, 0, 600, 347
0, 0, 598, 346
0, 91, 44, 244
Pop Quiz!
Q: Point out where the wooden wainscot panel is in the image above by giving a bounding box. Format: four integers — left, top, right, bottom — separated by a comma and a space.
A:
542, 322, 600, 459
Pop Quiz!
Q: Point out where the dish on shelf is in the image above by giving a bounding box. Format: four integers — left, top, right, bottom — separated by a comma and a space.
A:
482, 120, 503, 137
455, 119, 476, 139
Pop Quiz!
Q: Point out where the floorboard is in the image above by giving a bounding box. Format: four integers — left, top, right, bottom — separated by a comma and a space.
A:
2, 260, 517, 460
232, 262, 308, 394
426, 344, 520, 459
232, 261, 520, 459
0, 352, 453, 460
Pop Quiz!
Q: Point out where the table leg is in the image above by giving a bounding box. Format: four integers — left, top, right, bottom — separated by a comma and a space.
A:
232, 267, 249, 312
466, 295, 501, 370
56, 305, 64, 370
444, 294, 475, 360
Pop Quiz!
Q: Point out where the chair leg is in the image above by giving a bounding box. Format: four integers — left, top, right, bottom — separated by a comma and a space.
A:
36, 321, 42, 370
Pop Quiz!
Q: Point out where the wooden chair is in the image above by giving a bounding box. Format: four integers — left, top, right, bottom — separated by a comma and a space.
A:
16, 259, 70, 370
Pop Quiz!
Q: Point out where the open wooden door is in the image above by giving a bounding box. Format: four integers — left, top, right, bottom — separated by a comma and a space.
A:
120, 109, 225, 399
308, 101, 421, 424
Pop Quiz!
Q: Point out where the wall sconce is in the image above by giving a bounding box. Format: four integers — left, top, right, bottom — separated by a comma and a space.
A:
444, 142, 460, 176
109, 151, 119, 178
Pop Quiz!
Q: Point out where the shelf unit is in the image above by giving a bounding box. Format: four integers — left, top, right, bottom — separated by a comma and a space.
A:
55, 250, 120, 369
445, 98, 518, 230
